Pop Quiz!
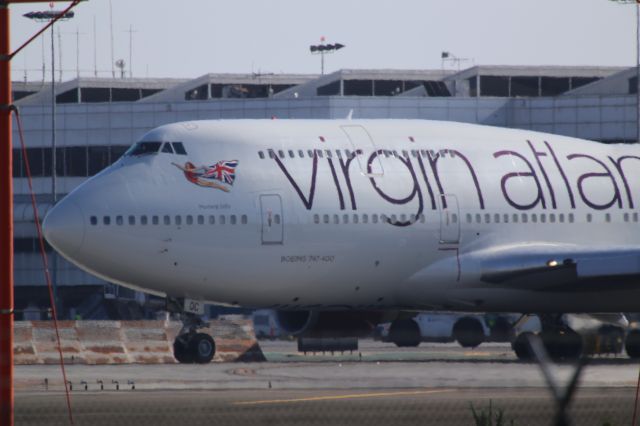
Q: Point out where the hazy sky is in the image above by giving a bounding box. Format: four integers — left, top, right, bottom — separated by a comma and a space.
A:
7, 0, 639, 81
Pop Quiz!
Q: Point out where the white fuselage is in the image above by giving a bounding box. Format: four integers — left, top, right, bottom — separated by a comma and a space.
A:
43, 119, 640, 313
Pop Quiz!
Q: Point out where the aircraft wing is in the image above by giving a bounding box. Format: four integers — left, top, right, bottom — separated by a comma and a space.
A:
478, 243, 640, 291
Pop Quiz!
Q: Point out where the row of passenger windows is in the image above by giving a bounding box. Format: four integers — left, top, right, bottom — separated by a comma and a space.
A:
465, 212, 639, 224
310, 212, 640, 225
258, 148, 454, 160
89, 214, 249, 226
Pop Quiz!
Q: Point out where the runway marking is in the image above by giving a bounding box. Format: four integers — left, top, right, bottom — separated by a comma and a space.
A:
233, 389, 454, 406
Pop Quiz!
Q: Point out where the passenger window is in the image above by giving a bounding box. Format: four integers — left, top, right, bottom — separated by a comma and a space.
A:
278, 150, 285, 159
116, 215, 123, 226
503, 214, 509, 223
624, 213, 630, 222
343, 214, 349, 224
353, 214, 359, 224
298, 150, 304, 158
230, 215, 237, 225
274, 214, 281, 225
559, 214, 565, 223
484, 213, 490, 224
419, 214, 425, 223
605, 213, 611, 223
540, 214, 546, 223
372, 214, 379, 224
209, 215, 215, 225
175, 215, 182, 226
313, 214, 320, 224
161, 143, 174, 154
152, 216, 159, 225
494, 214, 500, 223
452, 214, 458, 224
128, 215, 136, 225
363, 214, 369, 224
549, 214, 556, 223
307, 149, 314, 158
381, 214, 388, 222
586, 214, 592, 223
90, 216, 97, 226
569, 213, 575, 223
288, 150, 295, 158
316, 150, 324, 159
258, 151, 265, 159
466, 214, 472, 223
140, 215, 148, 225
521, 214, 528, 223
219, 215, 226, 225
103, 216, 111, 225
345, 149, 352, 159
634, 213, 639, 222
241, 215, 248, 224
323, 214, 329, 224
531, 214, 537, 223
268, 149, 275, 159
336, 150, 343, 159
476, 214, 482, 224
333, 214, 339, 224
402, 150, 409, 158
512, 214, 518, 223
172, 142, 187, 155
186, 215, 193, 225
325, 150, 332, 158
164, 215, 171, 225
197, 215, 204, 225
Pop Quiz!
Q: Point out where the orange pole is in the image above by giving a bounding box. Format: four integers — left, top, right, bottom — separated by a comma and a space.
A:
0, 1, 14, 425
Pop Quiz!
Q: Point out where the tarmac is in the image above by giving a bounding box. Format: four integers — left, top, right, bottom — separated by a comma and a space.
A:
14, 340, 640, 426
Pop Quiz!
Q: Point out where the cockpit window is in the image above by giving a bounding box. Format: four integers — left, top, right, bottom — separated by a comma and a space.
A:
161, 143, 174, 153
125, 141, 162, 156
172, 142, 187, 155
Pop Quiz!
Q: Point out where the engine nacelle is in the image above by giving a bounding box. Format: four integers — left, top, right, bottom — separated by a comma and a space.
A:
275, 310, 382, 338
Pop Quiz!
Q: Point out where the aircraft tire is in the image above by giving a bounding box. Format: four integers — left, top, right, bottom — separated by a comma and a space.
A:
452, 317, 484, 348
389, 319, 421, 347
541, 329, 582, 360
625, 329, 640, 358
512, 332, 534, 360
173, 337, 194, 364
189, 333, 216, 364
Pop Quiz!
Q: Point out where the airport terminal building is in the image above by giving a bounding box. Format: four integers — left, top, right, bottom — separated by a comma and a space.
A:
10, 65, 639, 320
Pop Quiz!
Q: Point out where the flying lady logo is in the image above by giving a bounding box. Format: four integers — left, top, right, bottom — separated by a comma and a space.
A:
173, 160, 239, 192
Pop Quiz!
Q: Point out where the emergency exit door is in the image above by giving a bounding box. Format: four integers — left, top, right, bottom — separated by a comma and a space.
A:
260, 194, 283, 245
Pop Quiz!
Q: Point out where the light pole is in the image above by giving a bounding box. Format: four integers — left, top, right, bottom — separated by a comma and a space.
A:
23, 10, 74, 202
309, 37, 345, 75
609, 0, 640, 142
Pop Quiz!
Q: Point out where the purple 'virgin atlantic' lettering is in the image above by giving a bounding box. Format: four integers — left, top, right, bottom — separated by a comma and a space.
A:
415, 155, 437, 210
448, 150, 485, 210
274, 152, 318, 210
338, 150, 360, 210
608, 155, 640, 209
368, 150, 423, 227
327, 158, 346, 210
527, 141, 556, 209
567, 153, 622, 210
494, 150, 546, 210
544, 141, 575, 209
426, 151, 447, 208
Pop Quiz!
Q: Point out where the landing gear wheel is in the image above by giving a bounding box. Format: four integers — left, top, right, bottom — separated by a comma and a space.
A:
452, 317, 485, 348
542, 328, 583, 360
389, 319, 421, 347
625, 329, 640, 358
173, 337, 193, 364
189, 333, 216, 364
512, 332, 535, 360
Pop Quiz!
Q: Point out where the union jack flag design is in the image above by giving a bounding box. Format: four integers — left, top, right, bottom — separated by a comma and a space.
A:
201, 160, 238, 185
173, 160, 239, 192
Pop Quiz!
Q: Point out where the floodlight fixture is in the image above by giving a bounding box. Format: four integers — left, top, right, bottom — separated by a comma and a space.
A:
309, 40, 346, 75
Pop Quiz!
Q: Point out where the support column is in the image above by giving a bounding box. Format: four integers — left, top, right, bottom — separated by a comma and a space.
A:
0, 1, 14, 425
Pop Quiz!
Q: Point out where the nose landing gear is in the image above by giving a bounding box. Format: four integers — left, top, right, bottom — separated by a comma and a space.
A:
168, 298, 216, 364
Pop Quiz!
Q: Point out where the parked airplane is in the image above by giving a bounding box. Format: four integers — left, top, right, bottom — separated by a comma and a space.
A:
43, 119, 640, 363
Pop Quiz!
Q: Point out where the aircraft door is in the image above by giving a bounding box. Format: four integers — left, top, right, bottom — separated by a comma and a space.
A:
439, 194, 460, 244
340, 125, 384, 176
260, 194, 284, 245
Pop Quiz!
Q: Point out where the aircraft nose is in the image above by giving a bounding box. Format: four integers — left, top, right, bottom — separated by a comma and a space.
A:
43, 197, 86, 257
